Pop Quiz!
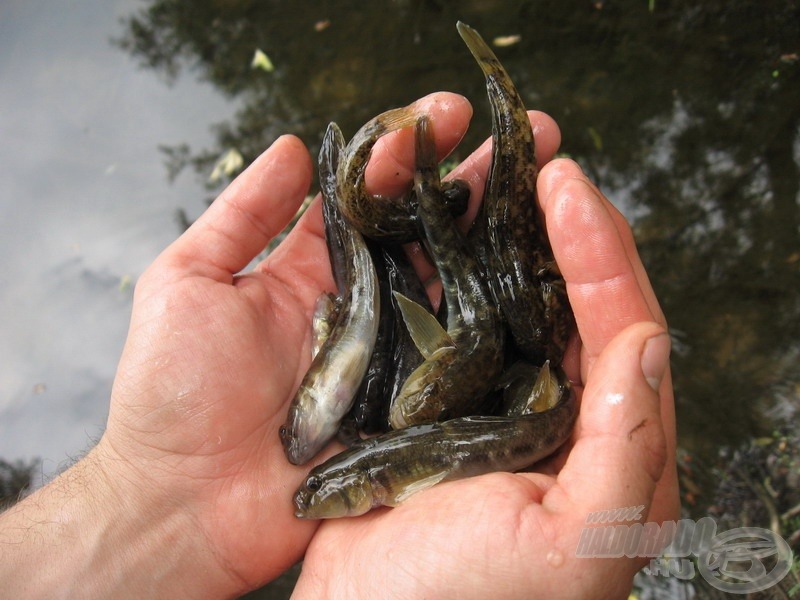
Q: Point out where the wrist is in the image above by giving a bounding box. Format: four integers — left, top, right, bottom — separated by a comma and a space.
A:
0, 443, 241, 599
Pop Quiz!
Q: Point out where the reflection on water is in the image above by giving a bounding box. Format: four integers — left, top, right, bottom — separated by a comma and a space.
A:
116, 0, 800, 450
3, 0, 798, 597
0, 0, 232, 473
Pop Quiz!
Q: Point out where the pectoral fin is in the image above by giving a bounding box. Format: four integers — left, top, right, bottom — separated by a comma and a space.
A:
388, 469, 450, 505
526, 360, 560, 414
311, 292, 339, 359
393, 291, 454, 359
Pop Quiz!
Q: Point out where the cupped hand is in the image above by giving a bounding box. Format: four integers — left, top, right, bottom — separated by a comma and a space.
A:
93, 92, 476, 594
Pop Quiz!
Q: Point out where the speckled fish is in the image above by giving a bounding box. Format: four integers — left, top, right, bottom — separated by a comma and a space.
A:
336, 105, 470, 243
387, 116, 505, 429
458, 22, 573, 365
279, 123, 380, 465
294, 384, 577, 519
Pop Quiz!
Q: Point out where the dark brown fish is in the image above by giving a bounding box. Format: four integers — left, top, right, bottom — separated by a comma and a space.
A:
388, 116, 505, 428
279, 123, 380, 465
458, 21, 573, 365
336, 105, 470, 243
294, 385, 577, 519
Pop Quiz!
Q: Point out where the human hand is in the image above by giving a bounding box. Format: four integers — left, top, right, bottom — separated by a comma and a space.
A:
0, 90, 676, 599
88, 93, 480, 595
290, 109, 679, 598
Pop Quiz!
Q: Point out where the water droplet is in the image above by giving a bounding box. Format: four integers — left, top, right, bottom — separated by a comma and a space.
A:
546, 548, 564, 568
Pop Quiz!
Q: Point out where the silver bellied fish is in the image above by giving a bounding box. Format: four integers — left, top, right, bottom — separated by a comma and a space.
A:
336, 106, 470, 243
388, 116, 505, 429
458, 22, 573, 365
294, 382, 577, 519
279, 123, 380, 465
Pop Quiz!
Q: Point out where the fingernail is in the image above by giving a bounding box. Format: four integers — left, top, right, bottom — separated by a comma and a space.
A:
641, 332, 671, 392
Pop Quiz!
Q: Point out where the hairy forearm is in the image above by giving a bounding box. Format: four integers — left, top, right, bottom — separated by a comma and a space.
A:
0, 446, 236, 599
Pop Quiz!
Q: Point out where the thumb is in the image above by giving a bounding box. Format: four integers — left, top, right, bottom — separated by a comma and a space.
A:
560, 321, 671, 521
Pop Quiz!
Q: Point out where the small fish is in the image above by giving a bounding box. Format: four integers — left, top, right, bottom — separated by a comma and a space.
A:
381, 243, 433, 419
336, 105, 470, 243
458, 21, 573, 365
279, 123, 380, 465
294, 386, 577, 519
388, 116, 505, 428
347, 238, 396, 434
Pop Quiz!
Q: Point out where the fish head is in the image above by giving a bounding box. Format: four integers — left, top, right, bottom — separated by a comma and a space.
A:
388, 355, 451, 428
293, 468, 374, 519
279, 387, 336, 466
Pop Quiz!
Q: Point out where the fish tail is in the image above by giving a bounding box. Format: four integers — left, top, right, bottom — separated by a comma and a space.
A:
413, 116, 439, 189
350, 105, 422, 151
456, 21, 504, 79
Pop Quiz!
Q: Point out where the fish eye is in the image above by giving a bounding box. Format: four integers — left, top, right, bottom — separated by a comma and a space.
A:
306, 476, 321, 491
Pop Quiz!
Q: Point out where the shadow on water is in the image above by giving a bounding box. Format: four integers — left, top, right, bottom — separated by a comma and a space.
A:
8, 1, 792, 597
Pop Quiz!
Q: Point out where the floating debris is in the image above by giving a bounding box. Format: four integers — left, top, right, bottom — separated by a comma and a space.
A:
119, 274, 133, 292
493, 34, 521, 47
209, 148, 244, 183
251, 48, 274, 72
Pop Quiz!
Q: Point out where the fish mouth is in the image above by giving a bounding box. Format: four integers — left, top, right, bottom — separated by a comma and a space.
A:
388, 405, 407, 430
286, 443, 312, 466
280, 426, 310, 465
278, 425, 292, 447
293, 489, 313, 519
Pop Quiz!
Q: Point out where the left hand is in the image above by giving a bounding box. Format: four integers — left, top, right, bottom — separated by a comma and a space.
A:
95, 92, 477, 594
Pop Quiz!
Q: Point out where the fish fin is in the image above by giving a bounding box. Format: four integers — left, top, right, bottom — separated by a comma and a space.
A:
365, 106, 421, 135
311, 292, 339, 359
456, 22, 502, 78
393, 291, 454, 359
526, 360, 560, 414
388, 469, 450, 506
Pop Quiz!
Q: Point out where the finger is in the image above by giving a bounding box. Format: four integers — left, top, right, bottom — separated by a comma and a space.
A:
258, 196, 337, 315
447, 109, 562, 228
156, 135, 313, 282
365, 92, 473, 198
555, 322, 670, 526
539, 159, 663, 365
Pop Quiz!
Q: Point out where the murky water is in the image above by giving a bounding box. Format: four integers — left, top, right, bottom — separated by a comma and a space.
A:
2, 0, 798, 597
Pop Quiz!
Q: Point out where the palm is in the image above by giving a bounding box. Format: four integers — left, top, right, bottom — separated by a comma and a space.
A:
104, 198, 342, 584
